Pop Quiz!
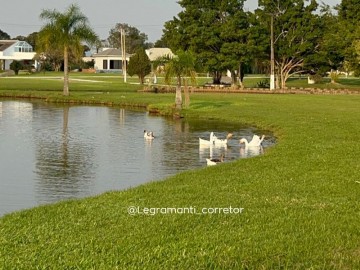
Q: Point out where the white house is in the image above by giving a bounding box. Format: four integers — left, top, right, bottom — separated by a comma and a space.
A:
145, 48, 174, 62
0, 40, 37, 70
92, 48, 131, 72
145, 48, 174, 83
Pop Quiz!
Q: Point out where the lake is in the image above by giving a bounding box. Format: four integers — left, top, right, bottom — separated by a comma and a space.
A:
0, 100, 274, 216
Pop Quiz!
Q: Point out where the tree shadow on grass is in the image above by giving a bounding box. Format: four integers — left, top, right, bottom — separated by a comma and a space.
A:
191, 101, 232, 109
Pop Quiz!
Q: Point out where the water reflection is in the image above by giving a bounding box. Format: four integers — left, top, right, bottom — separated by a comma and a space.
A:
240, 146, 264, 158
0, 100, 275, 216
33, 107, 96, 204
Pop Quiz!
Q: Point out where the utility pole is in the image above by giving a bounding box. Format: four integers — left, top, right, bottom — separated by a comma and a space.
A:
270, 14, 275, 90
120, 27, 127, 83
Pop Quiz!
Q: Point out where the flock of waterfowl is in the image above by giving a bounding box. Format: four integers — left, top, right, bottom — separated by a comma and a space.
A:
144, 129, 265, 167
200, 132, 265, 166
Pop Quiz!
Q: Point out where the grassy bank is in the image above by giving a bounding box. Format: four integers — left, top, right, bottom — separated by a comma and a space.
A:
0, 76, 360, 269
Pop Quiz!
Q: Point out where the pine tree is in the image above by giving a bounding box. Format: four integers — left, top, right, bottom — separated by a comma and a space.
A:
127, 48, 151, 84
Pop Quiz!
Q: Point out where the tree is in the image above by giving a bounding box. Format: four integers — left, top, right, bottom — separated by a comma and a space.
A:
38, 4, 98, 96
164, 50, 197, 109
10, 60, 23, 75
337, 0, 360, 76
162, 0, 254, 85
127, 48, 151, 84
0, 29, 10, 40
107, 23, 150, 53
257, 0, 322, 89
25, 32, 39, 50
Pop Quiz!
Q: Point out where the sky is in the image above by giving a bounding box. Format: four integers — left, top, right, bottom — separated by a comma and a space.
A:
0, 0, 341, 43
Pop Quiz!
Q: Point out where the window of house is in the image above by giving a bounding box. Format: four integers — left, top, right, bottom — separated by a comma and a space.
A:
110, 60, 121, 69
14, 41, 33, 53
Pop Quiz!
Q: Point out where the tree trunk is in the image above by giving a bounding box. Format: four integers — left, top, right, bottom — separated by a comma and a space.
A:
330, 69, 336, 84
238, 63, 245, 89
175, 76, 182, 109
212, 71, 222, 84
184, 78, 190, 108
63, 47, 69, 96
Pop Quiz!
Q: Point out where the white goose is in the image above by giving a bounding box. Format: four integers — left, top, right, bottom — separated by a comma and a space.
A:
199, 132, 215, 146
213, 133, 233, 146
206, 154, 224, 166
239, 134, 265, 147
144, 130, 155, 140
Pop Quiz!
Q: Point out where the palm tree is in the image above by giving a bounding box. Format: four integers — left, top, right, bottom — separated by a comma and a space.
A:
164, 50, 197, 109
38, 4, 98, 96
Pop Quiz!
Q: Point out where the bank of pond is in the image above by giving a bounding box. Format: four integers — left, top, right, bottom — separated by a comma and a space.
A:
0, 99, 275, 216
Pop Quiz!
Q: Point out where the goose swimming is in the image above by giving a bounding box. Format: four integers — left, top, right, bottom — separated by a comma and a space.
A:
213, 133, 233, 146
144, 130, 155, 140
206, 154, 224, 166
199, 132, 216, 146
239, 134, 265, 147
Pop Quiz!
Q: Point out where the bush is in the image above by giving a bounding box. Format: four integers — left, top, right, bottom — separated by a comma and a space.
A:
256, 79, 270, 88
9, 60, 23, 75
309, 74, 323, 83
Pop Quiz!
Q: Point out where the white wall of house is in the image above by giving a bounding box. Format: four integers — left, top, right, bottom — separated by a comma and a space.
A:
92, 48, 130, 72
94, 56, 124, 71
0, 40, 37, 70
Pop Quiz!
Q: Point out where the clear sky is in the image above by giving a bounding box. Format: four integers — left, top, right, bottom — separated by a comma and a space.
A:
0, 0, 341, 43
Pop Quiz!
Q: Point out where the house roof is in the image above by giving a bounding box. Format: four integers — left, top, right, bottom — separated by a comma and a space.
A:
0, 40, 17, 52
145, 48, 174, 61
93, 48, 131, 58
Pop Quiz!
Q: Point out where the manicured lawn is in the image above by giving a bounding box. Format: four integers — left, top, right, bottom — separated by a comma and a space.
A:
0, 75, 360, 269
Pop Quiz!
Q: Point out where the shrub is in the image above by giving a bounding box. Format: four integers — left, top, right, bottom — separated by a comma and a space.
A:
9, 60, 23, 75
256, 79, 270, 88
309, 74, 323, 83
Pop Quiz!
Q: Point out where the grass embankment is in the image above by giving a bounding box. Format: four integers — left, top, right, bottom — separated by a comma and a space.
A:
0, 75, 360, 269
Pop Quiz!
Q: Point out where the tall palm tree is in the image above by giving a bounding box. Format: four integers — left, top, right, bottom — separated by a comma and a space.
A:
38, 4, 98, 96
164, 50, 197, 109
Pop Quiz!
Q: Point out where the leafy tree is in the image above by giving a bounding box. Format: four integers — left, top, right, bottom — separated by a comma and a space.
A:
257, 0, 322, 88
38, 4, 98, 96
304, 4, 345, 82
162, 0, 255, 85
127, 48, 151, 84
219, 10, 265, 88
0, 29, 10, 40
107, 23, 150, 53
10, 60, 23, 75
25, 32, 39, 50
153, 38, 168, 48
337, 0, 360, 76
163, 50, 197, 109
306, 1, 360, 81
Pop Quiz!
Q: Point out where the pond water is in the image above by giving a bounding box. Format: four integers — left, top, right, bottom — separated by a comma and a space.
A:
0, 100, 274, 216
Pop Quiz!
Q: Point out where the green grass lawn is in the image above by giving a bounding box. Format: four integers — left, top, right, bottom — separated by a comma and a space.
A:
0, 74, 360, 269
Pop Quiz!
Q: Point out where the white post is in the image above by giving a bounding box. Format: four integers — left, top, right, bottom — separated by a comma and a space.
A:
120, 28, 127, 83
270, 14, 275, 90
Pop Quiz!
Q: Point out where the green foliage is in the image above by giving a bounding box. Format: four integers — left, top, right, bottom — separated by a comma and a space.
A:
256, 78, 270, 88
163, 0, 254, 84
127, 48, 151, 84
0, 29, 10, 39
38, 4, 99, 95
309, 74, 323, 83
164, 50, 197, 86
258, 0, 322, 88
9, 60, 23, 75
107, 23, 149, 53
